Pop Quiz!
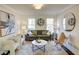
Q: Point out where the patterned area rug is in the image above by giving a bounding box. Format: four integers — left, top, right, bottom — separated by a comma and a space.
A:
16, 41, 68, 55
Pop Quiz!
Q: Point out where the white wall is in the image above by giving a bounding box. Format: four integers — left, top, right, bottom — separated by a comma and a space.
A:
57, 5, 79, 49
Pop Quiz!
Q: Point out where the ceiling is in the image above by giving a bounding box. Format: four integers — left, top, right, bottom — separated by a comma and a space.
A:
6, 4, 74, 16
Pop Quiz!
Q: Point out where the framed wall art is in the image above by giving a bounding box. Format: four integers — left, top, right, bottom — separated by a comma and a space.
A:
0, 10, 16, 36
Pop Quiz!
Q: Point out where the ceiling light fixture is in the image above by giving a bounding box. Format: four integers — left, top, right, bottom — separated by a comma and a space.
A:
33, 4, 44, 9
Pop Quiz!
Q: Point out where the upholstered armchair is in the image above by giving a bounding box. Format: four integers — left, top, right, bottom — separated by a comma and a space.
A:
58, 32, 67, 45
2, 39, 16, 55
0, 34, 24, 55
53, 32, 67, 50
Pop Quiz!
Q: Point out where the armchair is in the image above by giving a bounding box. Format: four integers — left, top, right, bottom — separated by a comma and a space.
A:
54, 32, 67, 50
0, 34, 24, 55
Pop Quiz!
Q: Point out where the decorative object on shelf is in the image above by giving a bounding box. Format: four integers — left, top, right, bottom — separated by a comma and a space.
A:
63, 12, 76, 31
0, 10, 16, 36
37, 18, 45, 26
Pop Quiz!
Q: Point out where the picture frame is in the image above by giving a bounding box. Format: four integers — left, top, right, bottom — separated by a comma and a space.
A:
0, 10, 16, 36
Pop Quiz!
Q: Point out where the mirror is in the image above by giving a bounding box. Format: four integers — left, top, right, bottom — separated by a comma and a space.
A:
63, 12, 76, 31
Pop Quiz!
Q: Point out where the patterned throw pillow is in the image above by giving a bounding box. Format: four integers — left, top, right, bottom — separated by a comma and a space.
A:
32, 31, 37, 35
42, 30, 48, 35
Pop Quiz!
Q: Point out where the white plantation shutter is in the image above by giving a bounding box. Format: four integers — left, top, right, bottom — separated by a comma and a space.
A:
46, 18, 54, 33
28, 18, 35, 30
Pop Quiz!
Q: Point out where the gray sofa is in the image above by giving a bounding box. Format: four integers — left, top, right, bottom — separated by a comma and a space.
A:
25, 30, 51, 41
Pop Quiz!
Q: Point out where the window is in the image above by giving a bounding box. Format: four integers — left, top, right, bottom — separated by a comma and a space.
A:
46, 18, 54, 33
28, 18, 35, 30
63, 18, 66, 30
57, 19, 60, 33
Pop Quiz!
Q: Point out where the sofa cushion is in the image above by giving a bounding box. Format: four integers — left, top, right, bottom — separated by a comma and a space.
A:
31, 30, 48, 35
2, 40, 15, 50
42, 30, 48, 35
37, 30, 42, 35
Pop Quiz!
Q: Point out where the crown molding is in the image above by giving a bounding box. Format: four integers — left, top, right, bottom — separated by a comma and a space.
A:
2, 4, 78, 16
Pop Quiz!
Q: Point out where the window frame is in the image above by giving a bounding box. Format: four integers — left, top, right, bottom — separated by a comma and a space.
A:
46, 18, 54, 33
28, 18, 35, 30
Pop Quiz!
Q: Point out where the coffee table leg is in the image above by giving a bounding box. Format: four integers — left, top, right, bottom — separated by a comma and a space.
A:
44, 45, 45, 52
32, 44, 34, 52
